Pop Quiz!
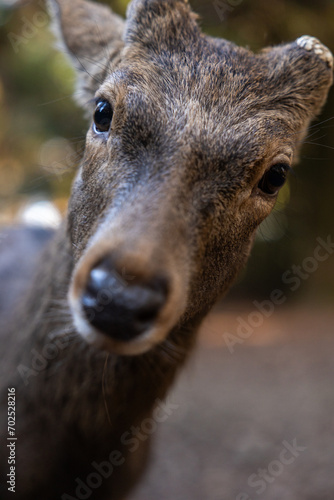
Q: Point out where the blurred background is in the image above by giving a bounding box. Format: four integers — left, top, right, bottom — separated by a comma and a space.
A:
1, 1, 334, 500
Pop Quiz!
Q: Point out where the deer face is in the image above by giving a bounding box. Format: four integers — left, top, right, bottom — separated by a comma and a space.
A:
49, 0, 333, 355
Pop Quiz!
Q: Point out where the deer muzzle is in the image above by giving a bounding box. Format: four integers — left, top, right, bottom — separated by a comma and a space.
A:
68, 208, 189, 356
81, 258, 169, 342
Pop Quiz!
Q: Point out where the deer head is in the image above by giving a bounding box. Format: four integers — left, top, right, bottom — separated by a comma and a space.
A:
48, 0, 333, 355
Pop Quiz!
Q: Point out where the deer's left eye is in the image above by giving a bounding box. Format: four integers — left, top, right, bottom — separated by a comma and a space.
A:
258, 163, 290, 196
94, 99, 113, 134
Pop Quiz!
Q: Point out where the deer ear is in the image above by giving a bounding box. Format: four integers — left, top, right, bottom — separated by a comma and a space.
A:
262, 36, 333, 124
125, 0, 199, 49
258, 36, 333, 154
47, 0, 124, 108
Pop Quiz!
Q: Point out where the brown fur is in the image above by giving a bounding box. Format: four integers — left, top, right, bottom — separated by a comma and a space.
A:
0, 1, 332, 499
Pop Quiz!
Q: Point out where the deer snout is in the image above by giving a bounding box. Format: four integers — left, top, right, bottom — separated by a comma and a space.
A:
81, 259, 169, 342
69, 245, 188, 356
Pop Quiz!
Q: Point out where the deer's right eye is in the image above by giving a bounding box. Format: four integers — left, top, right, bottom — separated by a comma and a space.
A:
93, 99, 113, 134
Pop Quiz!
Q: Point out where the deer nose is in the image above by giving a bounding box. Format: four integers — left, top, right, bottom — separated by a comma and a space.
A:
81, 260, 169, 342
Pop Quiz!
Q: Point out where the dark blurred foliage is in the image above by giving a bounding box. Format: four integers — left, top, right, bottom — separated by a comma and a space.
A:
0, 0, 333, 302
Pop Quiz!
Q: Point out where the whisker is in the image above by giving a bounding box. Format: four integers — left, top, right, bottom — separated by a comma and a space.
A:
102, 353, 113, 427
304, 142, 334, 150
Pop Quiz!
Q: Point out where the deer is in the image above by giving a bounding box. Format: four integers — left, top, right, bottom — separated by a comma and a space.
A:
0, 0, 332, 499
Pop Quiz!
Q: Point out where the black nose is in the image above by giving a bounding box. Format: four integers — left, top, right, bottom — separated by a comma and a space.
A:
81, 259, 168, 342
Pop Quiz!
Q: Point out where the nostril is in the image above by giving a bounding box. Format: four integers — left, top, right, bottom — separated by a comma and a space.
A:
80, 261, 169, 342
132, 281, 167, 323
136, 304, 161, 323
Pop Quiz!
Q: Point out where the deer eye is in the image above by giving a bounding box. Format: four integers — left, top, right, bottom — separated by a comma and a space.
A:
258, 163, 290, 196
93, 99, 113, 134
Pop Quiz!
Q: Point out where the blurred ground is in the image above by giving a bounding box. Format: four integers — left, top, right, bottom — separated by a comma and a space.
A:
131, 307, 334, 500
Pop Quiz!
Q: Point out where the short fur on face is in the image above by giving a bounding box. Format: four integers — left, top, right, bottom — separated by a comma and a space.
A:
48, 0, 333, 354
